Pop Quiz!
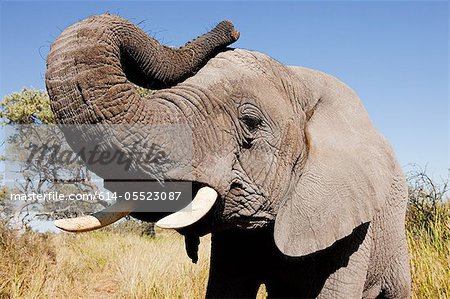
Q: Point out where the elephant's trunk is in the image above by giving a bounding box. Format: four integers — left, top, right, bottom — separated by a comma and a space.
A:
46, 13, 239, 125
46, 14, 237, 233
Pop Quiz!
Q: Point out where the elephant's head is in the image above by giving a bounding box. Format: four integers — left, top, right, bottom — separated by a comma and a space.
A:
46, 14, 399, 258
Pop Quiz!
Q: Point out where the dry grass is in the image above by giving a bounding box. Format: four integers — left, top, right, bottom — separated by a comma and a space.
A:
0, 215, 448, 298
0, 225, 56, 298
407, 203, 450, 299
408, 231, 450, 299
1, 224, 212, 298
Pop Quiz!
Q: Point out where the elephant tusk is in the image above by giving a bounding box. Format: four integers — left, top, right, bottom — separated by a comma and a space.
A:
54, 199, 135, 233
156, 187, 217, 229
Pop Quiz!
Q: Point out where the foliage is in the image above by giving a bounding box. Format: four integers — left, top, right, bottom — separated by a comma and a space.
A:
0, 89, 107, 228
135, 86, 155, 97
0, 86, 154, 125
0, 185, 13, 222
405, 166, 450, 299
406, 165, 450, 238
0, 89, 55, 125
0, 88, 156, 235
103, 218, 156, 237
1, 123, 108, 228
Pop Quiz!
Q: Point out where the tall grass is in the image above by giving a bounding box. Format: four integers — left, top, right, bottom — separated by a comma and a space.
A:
407, 203, 450, 299
405, 168, 450, 299
0, 224, 211, 298
0, 223, 56, 298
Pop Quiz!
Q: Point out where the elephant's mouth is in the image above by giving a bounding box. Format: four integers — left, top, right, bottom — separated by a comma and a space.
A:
54, 181, 220, 233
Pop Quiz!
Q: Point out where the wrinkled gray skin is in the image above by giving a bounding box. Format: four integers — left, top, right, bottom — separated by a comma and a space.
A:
46, 14, 411, 298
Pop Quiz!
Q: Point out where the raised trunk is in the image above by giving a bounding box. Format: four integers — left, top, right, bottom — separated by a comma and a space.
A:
46, 14, 237, 232
46, 13, 239, 125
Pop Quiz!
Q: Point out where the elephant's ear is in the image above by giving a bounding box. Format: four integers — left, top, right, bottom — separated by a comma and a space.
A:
274, 67, 397, 257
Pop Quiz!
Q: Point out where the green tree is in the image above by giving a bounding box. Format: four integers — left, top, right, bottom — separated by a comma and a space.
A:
0, 88, 55, 125
0, 88, 155, 234
0, 89, 102, 228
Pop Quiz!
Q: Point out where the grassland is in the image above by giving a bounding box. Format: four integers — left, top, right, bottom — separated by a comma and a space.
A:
406, 203, 450, 299
0, 210, 448, 299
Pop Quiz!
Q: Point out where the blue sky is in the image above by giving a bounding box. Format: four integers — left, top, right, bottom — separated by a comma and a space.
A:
0, 1, 449, 179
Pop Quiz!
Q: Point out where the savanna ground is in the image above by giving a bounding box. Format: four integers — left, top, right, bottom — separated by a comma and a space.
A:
0, 203, 449, 299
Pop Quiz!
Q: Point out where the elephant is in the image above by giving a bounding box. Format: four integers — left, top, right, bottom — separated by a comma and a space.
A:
45, 14, 411, 298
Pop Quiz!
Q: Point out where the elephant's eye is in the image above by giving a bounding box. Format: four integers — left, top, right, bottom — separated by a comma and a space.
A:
240, 114, 262, 132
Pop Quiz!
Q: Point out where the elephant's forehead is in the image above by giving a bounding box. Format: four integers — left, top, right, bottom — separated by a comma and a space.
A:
186, 49, 277, 87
